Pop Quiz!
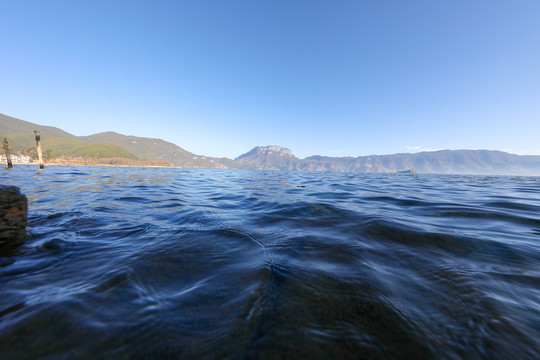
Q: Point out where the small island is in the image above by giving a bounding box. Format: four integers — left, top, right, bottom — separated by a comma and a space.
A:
397, 169, 418, 174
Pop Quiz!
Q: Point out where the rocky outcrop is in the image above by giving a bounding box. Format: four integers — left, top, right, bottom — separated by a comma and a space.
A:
0, 185, 27, 249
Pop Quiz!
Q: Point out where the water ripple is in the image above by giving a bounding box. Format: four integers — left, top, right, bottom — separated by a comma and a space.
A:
0, 166, 539, 358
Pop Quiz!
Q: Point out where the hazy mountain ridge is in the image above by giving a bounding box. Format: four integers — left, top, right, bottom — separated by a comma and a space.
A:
236, 146, 540, 175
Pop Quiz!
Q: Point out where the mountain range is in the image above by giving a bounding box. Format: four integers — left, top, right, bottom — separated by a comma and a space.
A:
235, 146, 540, 175
0, 113, 241, 168
2, 112, 539, 175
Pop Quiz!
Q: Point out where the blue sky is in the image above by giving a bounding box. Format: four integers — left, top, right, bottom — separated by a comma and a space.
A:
1, 0, 539, 159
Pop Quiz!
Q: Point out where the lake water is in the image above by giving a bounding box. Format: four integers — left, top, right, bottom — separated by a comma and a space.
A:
1, 166, 539, 359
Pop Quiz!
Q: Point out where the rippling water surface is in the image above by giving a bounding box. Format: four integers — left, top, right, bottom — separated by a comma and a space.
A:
1, 166, 539, 359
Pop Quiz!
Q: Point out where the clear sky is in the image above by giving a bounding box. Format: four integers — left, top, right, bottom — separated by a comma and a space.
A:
1, 0, 539, 159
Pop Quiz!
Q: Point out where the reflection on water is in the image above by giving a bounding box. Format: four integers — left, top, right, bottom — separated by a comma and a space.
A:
1, 166, 539, 359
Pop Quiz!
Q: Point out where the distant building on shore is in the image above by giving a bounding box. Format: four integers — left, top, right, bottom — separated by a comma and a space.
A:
0, 154, 32, 163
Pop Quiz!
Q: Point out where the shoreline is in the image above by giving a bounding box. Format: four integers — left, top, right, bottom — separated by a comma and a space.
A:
3, 161, 540, 176
5, 161, 181, 169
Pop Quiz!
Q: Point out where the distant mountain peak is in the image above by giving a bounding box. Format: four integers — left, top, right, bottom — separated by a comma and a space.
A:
258, 145, 293, 156
235, 145, 299, 170
235, 145, 294, 160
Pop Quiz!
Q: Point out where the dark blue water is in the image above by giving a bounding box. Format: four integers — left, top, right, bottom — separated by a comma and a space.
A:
1, 166, 539, 359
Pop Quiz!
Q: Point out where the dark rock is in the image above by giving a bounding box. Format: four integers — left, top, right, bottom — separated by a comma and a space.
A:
0, 185, 28, 248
